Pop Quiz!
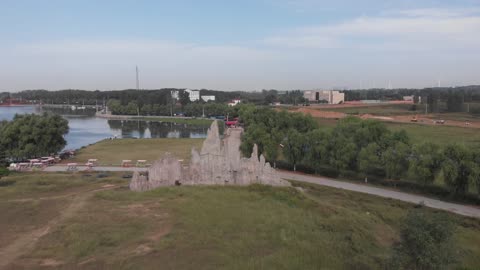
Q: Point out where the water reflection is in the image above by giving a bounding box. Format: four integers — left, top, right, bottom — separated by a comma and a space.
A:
107, 120, 208, 139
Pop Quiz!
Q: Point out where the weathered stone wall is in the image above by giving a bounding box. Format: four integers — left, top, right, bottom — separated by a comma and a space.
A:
130, 121, 289, 191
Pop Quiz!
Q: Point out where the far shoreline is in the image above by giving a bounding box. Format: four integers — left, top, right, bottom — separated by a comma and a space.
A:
95, 112, 214, 125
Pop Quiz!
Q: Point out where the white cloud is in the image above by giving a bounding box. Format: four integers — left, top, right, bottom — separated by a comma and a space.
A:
264, 8, 480, 50
393, 7, 480, 18
3, 7, 480, 91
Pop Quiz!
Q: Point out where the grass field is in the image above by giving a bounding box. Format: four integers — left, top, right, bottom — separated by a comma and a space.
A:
315, 118, 480, 149
70, 138, 205, 165
387, 122, 480, 148
0, 173, 479, 269
314, 103, 480, 120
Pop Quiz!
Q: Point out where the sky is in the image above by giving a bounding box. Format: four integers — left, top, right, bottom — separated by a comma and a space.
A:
1, 0, 480, 91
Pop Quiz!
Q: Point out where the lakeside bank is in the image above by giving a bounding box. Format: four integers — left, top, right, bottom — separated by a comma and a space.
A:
95, 112, 214, 125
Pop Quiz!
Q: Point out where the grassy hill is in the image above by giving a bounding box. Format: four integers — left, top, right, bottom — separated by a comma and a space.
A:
1, 173, 479, 269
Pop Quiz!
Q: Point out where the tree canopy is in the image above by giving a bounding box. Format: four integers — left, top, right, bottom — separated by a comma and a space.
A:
390, 209, 457, 270
0, 113, 69, 160
239, 106, 480, 197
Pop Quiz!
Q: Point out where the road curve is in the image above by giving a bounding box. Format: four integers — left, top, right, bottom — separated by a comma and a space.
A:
43, 165, 480, 219
279, 171, 480, 219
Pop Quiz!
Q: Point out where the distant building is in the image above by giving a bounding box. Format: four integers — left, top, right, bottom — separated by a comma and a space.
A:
185, 89, 200, 102
403, 95, 414, 102
228, 99, 241, 106
171, 90, 179, 100
201, 95, 216, 102
303, 90, 344, 104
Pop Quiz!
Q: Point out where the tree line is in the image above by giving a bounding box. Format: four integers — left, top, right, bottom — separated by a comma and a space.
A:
239, 105, 480, 198
6, 86, 480, 114
345, 86, 480, 114
107, 100, 237, 117
7, 89, 269, 106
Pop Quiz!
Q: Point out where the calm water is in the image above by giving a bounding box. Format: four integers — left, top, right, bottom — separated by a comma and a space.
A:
0, 106, 209, 150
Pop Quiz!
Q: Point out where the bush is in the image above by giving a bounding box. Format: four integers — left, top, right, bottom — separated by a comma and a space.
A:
0, 167, 9, 179
389, 208, 457, 270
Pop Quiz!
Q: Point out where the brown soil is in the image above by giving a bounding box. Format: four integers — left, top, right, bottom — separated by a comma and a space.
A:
292, 107, 480, 129
374, 224, 398, 247
293, 107, 346, 119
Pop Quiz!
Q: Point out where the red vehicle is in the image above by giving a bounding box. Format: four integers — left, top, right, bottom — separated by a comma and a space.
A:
225, 117, 239, 127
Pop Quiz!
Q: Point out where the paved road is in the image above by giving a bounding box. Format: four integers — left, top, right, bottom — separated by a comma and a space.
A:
43, 165, 480, 219
279, 171, 480, 219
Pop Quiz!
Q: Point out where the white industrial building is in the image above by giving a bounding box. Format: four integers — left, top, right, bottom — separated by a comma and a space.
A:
201, 95, 216, 102
170, 90, 179, 100
303, 90, 345, 104
185, 89, 200, 102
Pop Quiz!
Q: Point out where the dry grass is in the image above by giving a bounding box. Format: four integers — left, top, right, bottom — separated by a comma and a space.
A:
1, 173, 479, 269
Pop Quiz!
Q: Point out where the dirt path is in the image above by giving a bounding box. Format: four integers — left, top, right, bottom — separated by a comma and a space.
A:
0, 185, 117, 269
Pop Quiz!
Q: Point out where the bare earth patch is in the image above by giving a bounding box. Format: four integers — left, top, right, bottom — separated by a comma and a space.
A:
40, 258, 64, 267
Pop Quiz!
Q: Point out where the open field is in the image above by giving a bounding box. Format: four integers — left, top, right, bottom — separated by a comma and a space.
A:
292, 103, 480, 129
314, 117, 480, 149
387, 122, 480, 148
0, 173, 479, 269
68, 138, 205, 165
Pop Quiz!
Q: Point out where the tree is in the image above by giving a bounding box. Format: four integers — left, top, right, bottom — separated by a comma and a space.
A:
240, 124, 269, 158
304, 129, 330, 173
358, 143, 384, 177
446, 90, 464, 112
329, 137, 357, 172
383, 142, 410, 180
263, 129, 283, 168
179, 90, 190, 108
408, 142, 443, 186
282, 129, 304, 171
107, 99, 122, 114
390, 209, 457, 270
441, 145, 478, 195
0, 113, 69, 160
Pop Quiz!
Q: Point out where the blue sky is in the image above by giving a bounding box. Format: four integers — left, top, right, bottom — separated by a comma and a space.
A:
1, 0, 480, 91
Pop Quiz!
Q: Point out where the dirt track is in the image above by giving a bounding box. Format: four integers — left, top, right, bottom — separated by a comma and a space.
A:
0, 185, 118, 270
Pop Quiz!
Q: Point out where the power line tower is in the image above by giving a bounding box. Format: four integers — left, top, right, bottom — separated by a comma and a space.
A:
136, 65, 140, 90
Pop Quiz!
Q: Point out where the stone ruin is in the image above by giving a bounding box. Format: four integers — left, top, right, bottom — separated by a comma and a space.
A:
130, 121, 290, 191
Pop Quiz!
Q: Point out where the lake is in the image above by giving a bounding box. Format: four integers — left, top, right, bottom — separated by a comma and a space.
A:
0, 106, 209, 150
